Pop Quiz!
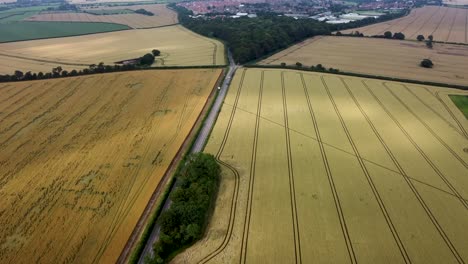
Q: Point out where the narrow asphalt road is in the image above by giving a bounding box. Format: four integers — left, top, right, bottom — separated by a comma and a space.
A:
137, 52, 238, 264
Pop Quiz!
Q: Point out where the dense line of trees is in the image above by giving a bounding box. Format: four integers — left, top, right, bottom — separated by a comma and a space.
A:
0, 51, 160, 83
170, 4, 407, 63
135, 9, 154, 16
148, 153, 220, 264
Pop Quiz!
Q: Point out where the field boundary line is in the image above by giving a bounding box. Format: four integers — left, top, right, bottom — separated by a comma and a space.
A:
197, 69, 246, 263
429, 89, 468, 138
402, 85, 465, 137
342, 77, 465, 264
281, 72, 302, 263
321, 75, 411, 263
239, 70, 263, 264
380, 82, 468, 209
389, 83, 468, 169
300, 73, 357, 264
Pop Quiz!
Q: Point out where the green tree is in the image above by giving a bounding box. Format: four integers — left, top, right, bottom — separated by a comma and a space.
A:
384, 31, 392, 38
426, 40, 433, 49
420, 58, 434, 68
139, 53, 155, 66
393, 32, 405, 40
417, 34, 425, 41
152, 49, 161, 56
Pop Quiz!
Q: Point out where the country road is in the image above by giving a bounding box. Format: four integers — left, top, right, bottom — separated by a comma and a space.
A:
137, 51, 238, 264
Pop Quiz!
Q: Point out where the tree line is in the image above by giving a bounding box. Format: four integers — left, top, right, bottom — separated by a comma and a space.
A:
170, 4, 407, 64
0, 50, 160, 83
147, 153, 221, 264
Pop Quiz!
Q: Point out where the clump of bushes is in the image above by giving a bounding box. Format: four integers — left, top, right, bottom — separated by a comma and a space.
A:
420, 58, 434, 68
149, 153, 220, 264
135, 8, 154, 16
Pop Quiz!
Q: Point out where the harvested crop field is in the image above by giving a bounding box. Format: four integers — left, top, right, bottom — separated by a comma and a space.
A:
260, 36, 468, 86
0, 25, 225, 75
174, 68, 468, 264
26, 4, 178, 29
341, 6, 468, 44
0, 68, 222, 263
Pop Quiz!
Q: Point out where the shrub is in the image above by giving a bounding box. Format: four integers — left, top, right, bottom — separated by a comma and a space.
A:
420, 58, 434, 68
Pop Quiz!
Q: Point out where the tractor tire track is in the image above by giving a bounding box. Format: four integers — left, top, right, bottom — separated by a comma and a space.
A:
429, 89, 468, 138
402, 86, 465, 138
281, 72, 302, 264
239, 70, 263, 264
322, 76, 411, 264
380, 82, 468, 209
358, 79, 465, 264
300, 73, 357, 264
198, 69, 246, 264
387, 83, 467, 169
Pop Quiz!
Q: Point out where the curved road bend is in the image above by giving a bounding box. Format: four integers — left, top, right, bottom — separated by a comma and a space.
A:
137, 51, 238, 264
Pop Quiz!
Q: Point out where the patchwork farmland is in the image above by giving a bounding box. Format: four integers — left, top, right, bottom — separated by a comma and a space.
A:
0, 25, 225, 75
175, 68, 468, 263
26, 4, 178, 29
0, 69, 221, 263
261, 36, 468, 86
341, 6, 468, 44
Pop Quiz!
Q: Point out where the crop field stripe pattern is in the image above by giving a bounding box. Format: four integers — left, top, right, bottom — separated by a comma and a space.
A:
198, 69, 246, 263
380, 82, 468, 210
300, 73, 357, 264
239, 70, 263, 264
429, 89, 468, 138
387, 83, 468, 169
343, 77, 466, 263
281, 72, 302, 263
321, 76, 411, 263
408, 7, 441, 39
401, 86, 466, 138
362, 80, 466, 264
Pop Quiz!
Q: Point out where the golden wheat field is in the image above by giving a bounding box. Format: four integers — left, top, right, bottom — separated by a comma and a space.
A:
342, 6, 468, 44
174, 68, 468, 264
261, 36, 468, 86
0, 68, 221, 263
26, 4, 178, 29
0, 25, 225, 75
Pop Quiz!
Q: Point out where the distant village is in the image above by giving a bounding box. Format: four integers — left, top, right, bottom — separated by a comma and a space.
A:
179, 0, 414, 23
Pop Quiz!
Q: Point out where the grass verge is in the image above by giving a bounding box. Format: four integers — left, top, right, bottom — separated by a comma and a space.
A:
449, 95, 468, 119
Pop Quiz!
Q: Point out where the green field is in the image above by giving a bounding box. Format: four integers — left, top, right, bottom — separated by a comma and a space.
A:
0, 6, 54, 23
449, 95, 468, 119
0, 21, 130, 42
